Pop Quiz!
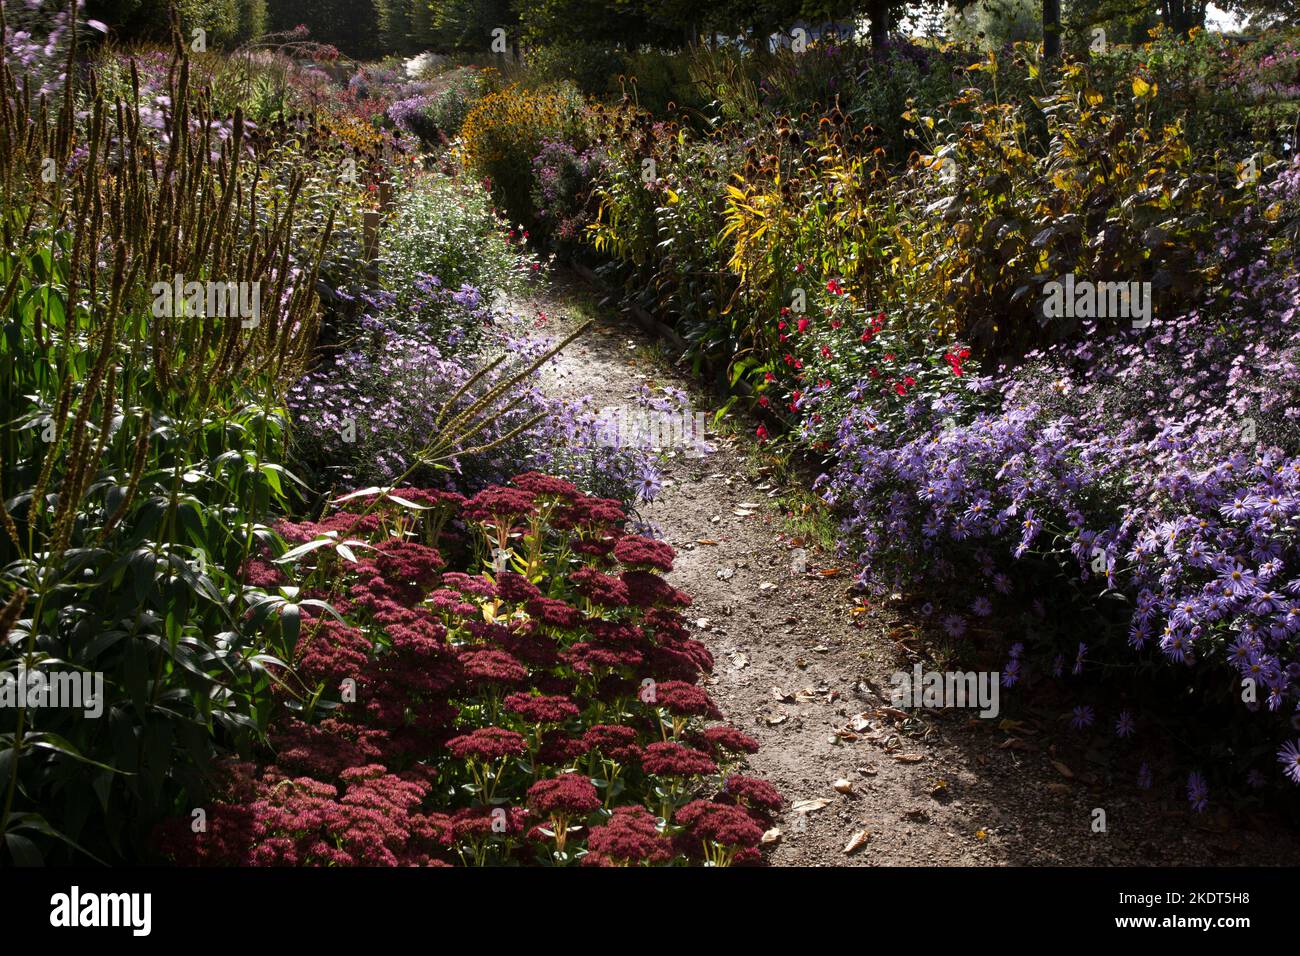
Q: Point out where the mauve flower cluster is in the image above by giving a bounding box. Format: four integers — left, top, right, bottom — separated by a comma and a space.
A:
813, 159, 1300, 791
156, 474, 779, 865
289, 296, 661, 501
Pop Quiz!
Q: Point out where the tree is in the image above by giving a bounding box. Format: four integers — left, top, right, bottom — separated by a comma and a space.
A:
1043, 0, 1060, 56
1219, 0, 1300, 27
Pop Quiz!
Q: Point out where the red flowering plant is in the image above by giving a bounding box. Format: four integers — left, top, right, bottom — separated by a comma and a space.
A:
756, 278, 985, 455
156, 474, 779, 866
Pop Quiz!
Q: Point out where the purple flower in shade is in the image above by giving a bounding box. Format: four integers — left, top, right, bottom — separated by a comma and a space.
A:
1279, 740, 1300, 785
971, 596, 993, 617
1137, 762, 1153, 790
941, 613, 967, 638
1000, 657, 1021, 688
1069, 705, 1095, 731
1051, 655, 1065, 678
1187, 771, 1209, 813
919, 602, 933, 616
1115, 710, 1136, 738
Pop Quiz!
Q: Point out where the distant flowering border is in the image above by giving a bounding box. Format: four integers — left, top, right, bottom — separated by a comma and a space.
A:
155, 474, 779, 866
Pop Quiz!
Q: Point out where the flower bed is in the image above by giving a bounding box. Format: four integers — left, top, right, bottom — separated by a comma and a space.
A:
156, 475, 779, 866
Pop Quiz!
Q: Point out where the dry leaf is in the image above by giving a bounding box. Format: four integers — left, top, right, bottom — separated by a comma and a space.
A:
843, 829, 871, 854
832, 778, 854, 794
791, 798, 833, 815
893, 753, 925, 762
818, 568, 841, 577
761, 827, 782, 846
696, 539, 718, 546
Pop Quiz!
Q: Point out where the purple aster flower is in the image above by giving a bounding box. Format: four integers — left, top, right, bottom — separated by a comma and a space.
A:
1069, 705, 1095, 731
1279, 740, 1300, 785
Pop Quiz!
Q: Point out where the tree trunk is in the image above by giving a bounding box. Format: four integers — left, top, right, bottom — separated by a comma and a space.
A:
868, 0, 890, 47
1043, 0, 1061, 58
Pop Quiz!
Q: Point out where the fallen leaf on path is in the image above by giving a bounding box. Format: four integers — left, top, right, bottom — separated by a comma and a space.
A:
843, 829, 871, 854
733, 508, 755, 517
761, 828, 782, 846
893, 753, 925, 763
791, 798, 833, 815
818, 568, 842, 578
832, 778, 854, 794
696, 539, 718, 545
758, 581, 777, 592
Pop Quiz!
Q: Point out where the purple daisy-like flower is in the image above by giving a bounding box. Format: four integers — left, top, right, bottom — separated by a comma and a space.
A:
1069, 705, 1095, 731
1187, 771, 1209, 812
1278, 739, 1300, 785
941, 613, 967, 638
1115, 710, 1136, 738
971, 596, 993, 617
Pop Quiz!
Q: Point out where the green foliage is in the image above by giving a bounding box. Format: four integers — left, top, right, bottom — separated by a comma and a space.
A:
382, 172, 540, 319
0, 38, 347, 864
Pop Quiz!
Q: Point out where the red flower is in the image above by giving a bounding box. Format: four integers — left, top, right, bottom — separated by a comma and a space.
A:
652, 680, 722, 719
613, 535, 676, 572
584, 806, 671, 865
458, 648, 527, 685
699, 725, 760, 756
642, 742, 717, 777
721, 775, 783, 814
511, 472, 579, 499
569, 566, 630, 607
756, 425, 769, 442
446, 727, 527, 761
674, 799, 763, 849
826, 279, 843, 295
796, 317, 810, 333
463, 485, 536, 522
526, 596, 583, 629
527, 774, 600, 816
582, 724, 642, 761
504, 692, 580, 724
495, 571, 542, 603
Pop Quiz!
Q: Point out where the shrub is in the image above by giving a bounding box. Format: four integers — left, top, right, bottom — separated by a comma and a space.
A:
381, 171, 540, 317
459, 82, 586, 229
